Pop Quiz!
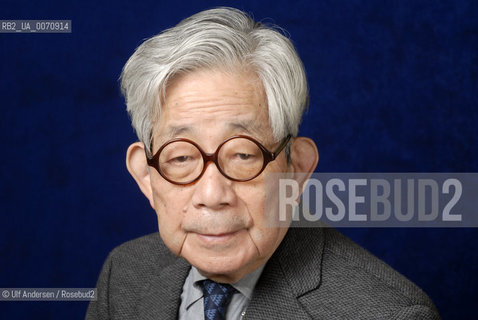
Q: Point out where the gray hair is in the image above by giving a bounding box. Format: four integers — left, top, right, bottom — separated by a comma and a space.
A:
120, 7, 308, 152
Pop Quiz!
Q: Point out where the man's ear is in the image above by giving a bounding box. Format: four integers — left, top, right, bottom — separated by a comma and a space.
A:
126, 142, 155, 209
289, 137, 319, 195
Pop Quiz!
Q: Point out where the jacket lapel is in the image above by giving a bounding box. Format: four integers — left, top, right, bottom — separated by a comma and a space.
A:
246, 227, 325, 319
135, 227, 325, 319
138, 255, 190, 320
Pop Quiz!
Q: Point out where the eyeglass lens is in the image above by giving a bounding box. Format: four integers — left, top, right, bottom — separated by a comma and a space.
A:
158, 137, 265, 183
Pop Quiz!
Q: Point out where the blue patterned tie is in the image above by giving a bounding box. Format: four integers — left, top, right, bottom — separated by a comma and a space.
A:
201, 279, 236, 320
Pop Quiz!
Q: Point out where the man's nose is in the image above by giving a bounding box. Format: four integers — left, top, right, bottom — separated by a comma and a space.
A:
191, 162, 236, 210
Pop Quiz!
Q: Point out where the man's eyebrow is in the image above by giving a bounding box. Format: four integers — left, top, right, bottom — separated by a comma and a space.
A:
159, 125, 195, 141
227, 120, 265, 137
156, 120, 268, 143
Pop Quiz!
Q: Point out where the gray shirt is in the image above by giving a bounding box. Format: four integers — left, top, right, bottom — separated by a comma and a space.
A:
178, 265, 265, 320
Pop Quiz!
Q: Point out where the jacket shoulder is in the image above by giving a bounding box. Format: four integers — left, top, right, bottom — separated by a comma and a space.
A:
108, 232, 176, 270
303, 228, 440, 319
85, 233, 183, 320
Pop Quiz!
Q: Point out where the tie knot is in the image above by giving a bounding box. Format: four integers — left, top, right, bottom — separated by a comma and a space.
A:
201, 279, 236, 320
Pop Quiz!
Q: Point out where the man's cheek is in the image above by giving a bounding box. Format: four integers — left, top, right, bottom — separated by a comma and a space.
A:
158, 222, 186, 255
153, 189, 179, 217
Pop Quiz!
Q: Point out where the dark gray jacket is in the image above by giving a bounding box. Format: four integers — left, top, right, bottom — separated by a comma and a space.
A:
86, 228, 440, 319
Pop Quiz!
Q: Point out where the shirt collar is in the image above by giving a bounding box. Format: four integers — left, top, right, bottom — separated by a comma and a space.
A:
183, 265, 265, 310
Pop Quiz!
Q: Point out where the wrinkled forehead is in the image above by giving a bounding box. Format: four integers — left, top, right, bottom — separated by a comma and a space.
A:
152, 68, 274, 145
160, 66, 266, 108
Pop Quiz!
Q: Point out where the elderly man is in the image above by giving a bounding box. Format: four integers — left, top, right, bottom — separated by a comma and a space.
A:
86, 7, 439, 320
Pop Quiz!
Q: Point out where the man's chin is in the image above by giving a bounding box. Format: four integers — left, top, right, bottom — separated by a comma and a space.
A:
182, 250, 256, 283
179, 231, 261, 282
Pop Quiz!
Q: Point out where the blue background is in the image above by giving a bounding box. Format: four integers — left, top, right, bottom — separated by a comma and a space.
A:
0, 0, 477, 318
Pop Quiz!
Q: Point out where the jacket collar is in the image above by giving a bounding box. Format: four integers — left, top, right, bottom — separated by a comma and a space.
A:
244, 227, 325, 319
275, 227, 325, 296
138, 253, 190, 320
136, 227, 325, 319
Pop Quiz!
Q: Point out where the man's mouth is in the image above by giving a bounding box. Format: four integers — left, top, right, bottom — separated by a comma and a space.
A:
195, 230, 241, 246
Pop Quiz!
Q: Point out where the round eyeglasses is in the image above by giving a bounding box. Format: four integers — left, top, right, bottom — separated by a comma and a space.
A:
145, 134, 292, 185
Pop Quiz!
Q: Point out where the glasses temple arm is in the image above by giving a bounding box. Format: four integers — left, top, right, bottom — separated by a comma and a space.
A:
271, 134, 292, 159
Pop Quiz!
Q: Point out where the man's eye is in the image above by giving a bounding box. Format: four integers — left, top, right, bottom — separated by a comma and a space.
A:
170, 155, 191, 163
236, 153, 253, 160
